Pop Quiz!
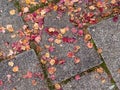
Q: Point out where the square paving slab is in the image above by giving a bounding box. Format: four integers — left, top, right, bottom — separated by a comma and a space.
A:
88, 16, 120, 89
62, 71, 113, 90
0, 0, 24, 56
39, 11, 102, 83
0, 49, 48, 90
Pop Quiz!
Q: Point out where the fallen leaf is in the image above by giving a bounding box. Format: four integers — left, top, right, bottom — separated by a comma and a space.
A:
9, 9, 16, 15
35, 35, 41, 43
75, 75, 80, 80
48, 67, 56, 74
7, 74, 11, 82
97, 48, 102, 54
84, 34, 91, 41
101, 78, 106, 83
23, 71, 33, 79
6, 24, 14, 32
78, 30, 83, 36
33, 23, 39, 30
45, 52, 50, 58
73, 45, 80, 52
55, 83, 61, 90
54, 39, 62, 44
74, 57, 80, 64
49, 59, 56, 65
8, 61, 14, 67
60, 28, 67, 34
96, 67, 104, 74
23, 7, 29, 13
67, 52, 74, 58
41, 59, 47, 64
32, 80, 37, 86
12, 66, 19, 72
87, 42, 93, 48
0, 80, 3, 86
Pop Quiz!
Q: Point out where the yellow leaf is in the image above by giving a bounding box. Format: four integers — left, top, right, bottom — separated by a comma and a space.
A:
50, 59, 56, 66
25, 0, 34, 4
12, 66, 19, 72
55, 83, 61, 90
9, 9, 16, 15
54, 39, 62, 44
6, 24, 14, 32
8, 61, 14, 67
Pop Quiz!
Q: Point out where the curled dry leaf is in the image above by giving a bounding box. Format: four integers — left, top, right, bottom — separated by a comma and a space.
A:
32, 80, 37, 86
73, 45, 80, 52
0, 80, 3, 86
60, 28, 67, 34
54, 39, 62, 44
45, 52, 50, 58
6, 24, 14, 32
9, 9, 16, 15
48, 67, 56, 74
35, 35, 41, 43
23, 71, 33, 79
12, 66, 19, 72
74, 57, 80, 64
55, 83, 61, 90
75, 74, 80, 80
96, 67, 104, 74
49, 59, 56, 66
84, 34, 91, 41
67, 52, 74, 58
97, 48, 102, 54
101, 78, 106, 83
41, 59, 47, 65
23, 7, 29, 13
8, 61, 14, 67
87, 42, 93, 48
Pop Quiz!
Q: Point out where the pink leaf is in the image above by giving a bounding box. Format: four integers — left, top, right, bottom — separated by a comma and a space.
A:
75, 75, 80, 80
0, 80, 3, 86
23, 71, 33, 79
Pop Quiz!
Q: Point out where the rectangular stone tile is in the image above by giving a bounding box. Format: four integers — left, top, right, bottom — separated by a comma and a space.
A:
62, 71, 113, 90
39, 11, 102, 83
0, 0, 24, 56
88, 16, 120, 89
0, 49, 48, 90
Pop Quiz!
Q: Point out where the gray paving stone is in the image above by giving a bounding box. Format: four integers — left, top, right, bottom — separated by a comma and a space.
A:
62, 71, 113, 90
0, 0, 24, 56
88, 16, 120, 89
0, 49, 48, 90
40, 11, 102, 83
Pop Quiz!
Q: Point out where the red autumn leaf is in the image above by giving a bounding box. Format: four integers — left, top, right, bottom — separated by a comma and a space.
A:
113, 16, 118, 22
45, 28, 59, 36
58, 59, 65, 64
62, 37, 76, 43
67, 52, 74, 58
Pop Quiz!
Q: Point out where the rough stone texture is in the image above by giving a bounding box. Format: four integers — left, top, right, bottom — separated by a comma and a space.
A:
62, 71, 113, 90
0, 0, 24, 56
88, 16, 120, 89
0, 49, 48, 90
40, 11, 102, 83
